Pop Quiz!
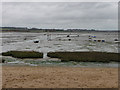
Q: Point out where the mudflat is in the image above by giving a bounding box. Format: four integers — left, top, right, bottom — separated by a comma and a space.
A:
2, 66, 118, 88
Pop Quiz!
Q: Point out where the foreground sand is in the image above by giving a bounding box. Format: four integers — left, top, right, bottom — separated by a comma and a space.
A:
2, 66, 118, 88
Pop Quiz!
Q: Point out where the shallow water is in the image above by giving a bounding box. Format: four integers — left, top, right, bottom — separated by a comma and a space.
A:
23, 60, 119, 67
2, 57, 118, 68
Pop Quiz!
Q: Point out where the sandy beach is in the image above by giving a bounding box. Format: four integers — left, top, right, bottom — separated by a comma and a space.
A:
2, 66, 118, 88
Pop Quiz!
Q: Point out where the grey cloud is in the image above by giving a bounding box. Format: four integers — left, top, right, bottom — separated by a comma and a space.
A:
2, 2, 118, 30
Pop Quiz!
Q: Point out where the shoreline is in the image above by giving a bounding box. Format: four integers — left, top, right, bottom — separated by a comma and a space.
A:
2, 66, 118, 88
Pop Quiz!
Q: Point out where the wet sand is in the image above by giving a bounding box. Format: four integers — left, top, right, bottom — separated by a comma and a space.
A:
2, 66, 118, 88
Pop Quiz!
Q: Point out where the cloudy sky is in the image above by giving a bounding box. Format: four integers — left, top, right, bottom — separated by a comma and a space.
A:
2, 2, 118, 30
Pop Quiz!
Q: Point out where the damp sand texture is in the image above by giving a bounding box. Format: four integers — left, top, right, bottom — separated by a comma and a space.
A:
2, 66, 118, 88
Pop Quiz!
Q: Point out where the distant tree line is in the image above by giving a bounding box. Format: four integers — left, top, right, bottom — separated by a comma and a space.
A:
0, 27, 118, 32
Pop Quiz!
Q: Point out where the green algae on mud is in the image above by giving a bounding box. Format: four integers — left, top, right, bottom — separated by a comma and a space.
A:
47, 52, 119, 63
2, 51, 43, 59
2, 51, 119, 63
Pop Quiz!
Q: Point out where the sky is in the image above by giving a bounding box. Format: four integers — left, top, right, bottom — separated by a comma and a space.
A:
1, 2, 118, 30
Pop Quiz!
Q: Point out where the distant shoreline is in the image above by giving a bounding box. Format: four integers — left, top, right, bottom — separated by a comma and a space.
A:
0, 30, 119, 33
